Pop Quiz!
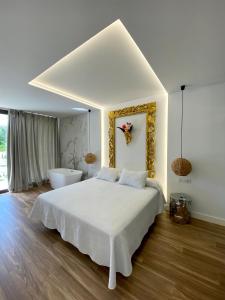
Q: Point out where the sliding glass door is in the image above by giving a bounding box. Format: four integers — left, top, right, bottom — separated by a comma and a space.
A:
0, 110, 8, 192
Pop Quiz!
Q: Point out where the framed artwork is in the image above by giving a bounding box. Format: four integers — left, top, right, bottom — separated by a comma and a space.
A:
108, 102, 156, 177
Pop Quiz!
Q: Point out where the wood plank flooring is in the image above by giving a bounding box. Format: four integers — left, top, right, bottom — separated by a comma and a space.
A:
0, 185, 225, 300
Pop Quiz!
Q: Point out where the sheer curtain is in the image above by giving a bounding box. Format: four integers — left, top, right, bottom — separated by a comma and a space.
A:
7, 110, 59, 192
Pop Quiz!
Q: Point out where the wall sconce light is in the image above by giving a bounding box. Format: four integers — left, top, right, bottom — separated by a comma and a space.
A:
117, 122, 133, 145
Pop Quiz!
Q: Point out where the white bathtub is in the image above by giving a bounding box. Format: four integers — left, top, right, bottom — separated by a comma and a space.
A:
48, 168, 83, 189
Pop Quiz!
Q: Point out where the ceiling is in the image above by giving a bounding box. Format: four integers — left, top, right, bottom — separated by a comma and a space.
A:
30, 20, 165, 109
0, 0, 225, 116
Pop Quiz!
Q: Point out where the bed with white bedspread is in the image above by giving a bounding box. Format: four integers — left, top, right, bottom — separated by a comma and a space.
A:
29, 177, 165, 289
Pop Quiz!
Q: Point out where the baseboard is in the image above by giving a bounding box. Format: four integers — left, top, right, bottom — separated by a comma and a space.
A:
191, 211, 225, 226
164, 203, 225, 226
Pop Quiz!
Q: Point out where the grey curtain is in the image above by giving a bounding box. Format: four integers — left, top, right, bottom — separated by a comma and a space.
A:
7, 110, 59, 192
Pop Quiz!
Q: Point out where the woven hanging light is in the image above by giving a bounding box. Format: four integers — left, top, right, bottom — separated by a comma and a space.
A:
171, 157, 192, 176
85, 152, 96, 164
171, 85, 192, 176
84, 109, 96, 164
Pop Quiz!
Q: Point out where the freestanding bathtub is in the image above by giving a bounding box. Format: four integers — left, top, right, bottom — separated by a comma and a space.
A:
48, 168, 83, 189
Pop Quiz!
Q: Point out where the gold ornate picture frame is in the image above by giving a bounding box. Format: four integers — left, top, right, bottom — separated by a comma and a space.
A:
108, 102, 156, 177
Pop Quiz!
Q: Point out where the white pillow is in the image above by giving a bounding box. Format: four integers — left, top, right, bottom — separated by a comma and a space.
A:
96, 167, 119, 182
119, 169, 148, 189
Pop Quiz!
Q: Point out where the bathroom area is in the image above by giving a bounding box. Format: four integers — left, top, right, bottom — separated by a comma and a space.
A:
51, 108, 101, 189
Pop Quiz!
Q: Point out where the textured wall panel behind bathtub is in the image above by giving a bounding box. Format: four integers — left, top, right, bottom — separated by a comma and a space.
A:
59, 111, 101, 179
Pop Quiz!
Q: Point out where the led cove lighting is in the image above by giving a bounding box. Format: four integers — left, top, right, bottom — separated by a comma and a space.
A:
101, 109, 105, 167
29, 19, 167, 109
29, 80, 103, 110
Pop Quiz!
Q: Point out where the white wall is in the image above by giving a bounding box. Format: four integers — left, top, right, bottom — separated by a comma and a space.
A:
168, 82, 225, 225
89, 110, 102, 176
103, 93, 168, 194
115, 113, 146, 171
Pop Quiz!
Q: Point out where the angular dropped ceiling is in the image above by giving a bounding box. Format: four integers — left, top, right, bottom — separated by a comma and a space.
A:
29, 20, 166, 109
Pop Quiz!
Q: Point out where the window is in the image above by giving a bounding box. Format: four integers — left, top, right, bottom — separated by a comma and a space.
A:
0, 110, 8, 192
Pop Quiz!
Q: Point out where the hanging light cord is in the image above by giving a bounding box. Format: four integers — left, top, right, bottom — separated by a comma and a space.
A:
180, 85, 185, 159
181, 89, 183, 158
88, 109, 91, 152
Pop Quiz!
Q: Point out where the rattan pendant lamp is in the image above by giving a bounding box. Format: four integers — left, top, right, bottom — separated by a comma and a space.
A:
171, 85, 192, 176
84, 109, 96, 164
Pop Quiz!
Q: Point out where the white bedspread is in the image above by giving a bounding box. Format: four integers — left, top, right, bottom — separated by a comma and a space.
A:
29, 178, 165, 289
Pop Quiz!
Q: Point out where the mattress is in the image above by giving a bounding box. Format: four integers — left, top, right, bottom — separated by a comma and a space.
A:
29, 178, 165, 289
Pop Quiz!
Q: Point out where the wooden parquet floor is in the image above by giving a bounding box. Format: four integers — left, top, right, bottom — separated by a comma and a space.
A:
0, 184, 224, 300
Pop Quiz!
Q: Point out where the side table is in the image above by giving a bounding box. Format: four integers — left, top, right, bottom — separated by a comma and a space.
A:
170, 193, 192, 224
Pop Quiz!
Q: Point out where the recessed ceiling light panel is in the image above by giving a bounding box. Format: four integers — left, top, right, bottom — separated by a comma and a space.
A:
72, 107, 88, 112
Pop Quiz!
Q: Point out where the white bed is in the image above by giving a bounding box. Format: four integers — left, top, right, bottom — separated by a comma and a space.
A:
29, 177, 165, 289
